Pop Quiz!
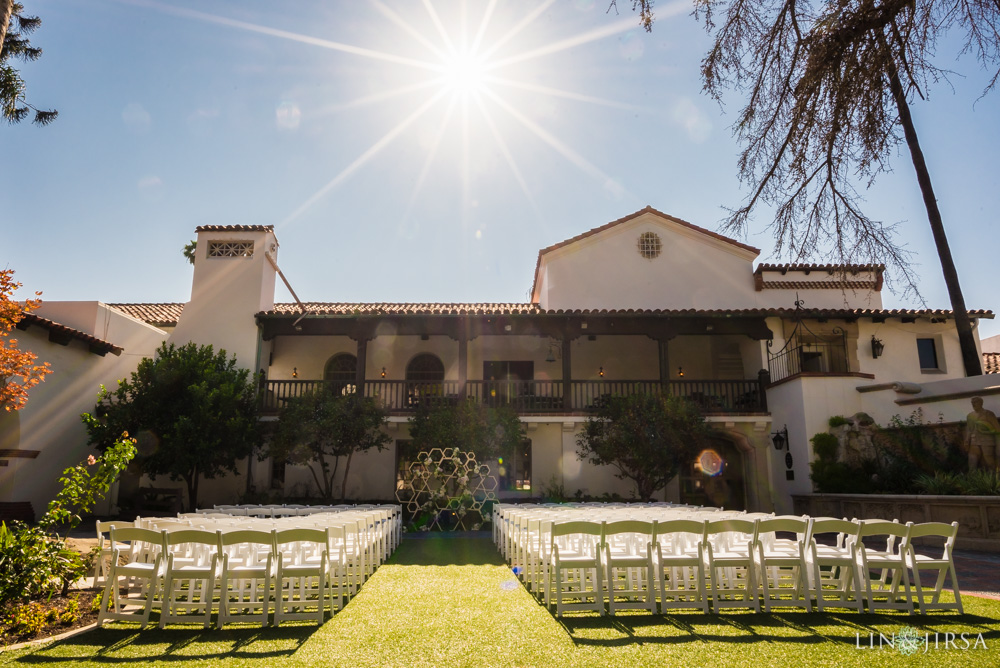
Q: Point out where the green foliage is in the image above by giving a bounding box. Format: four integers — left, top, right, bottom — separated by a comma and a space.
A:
1, 3, 57, 125
576, 393, 709, 501
83, 342, 261, 510
808, 431, 873, 494
269, 390, 390, 502
827, 415, 850, 428
914, 471, 963, 495
7, 601, 46, 637
182, 240, 197, 265
40, 434, 136, 534
957, 469, 1000, 496
58, 597, 79, 625
407, 398, 525, 463
0, 521, 63, 605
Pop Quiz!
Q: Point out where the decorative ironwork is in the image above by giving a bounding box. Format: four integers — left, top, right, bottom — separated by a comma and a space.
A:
395, 447, 498, 532
767, 296, 850, 383
637, 231, 662, 259
207, 240, 254, 258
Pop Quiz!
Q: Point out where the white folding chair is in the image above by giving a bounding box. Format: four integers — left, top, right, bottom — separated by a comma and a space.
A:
159, 529, 220, 628
97, 527, 166, 629
904, 521, 963, 614
601, 520, 657, 614
545, 521, 604, 616
273, 528, 330, 625
755, 517, 811, 612
654, 519, 709, 613
217, 529, 275, 628
704, 518, 759, 612
807, 518, 863, 612
856, 520, 913, 613
93, 519, 135, 588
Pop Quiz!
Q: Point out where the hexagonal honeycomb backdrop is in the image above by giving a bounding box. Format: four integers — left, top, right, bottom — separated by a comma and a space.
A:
395, 447, 498, 531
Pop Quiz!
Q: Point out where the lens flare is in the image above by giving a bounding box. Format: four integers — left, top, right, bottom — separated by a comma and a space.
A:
696, 449, 725, 477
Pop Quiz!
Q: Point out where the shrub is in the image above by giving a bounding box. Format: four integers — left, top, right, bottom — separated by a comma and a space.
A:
958, 469, 1000, 495
914, 472, 963, 495
8, 601, 47, 637
59, 598, 79, 625
828, 415, 850, 428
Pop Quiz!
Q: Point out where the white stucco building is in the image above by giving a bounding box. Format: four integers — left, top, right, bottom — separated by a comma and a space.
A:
2, 207, 996, 518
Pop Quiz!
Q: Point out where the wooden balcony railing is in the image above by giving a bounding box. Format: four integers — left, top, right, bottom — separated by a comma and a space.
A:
260, 378, 768, 414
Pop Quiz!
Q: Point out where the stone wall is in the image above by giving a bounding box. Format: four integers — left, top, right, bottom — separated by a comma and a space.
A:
792, 493, 1000, 552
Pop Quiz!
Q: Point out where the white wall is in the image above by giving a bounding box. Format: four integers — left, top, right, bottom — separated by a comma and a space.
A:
169, 228, 277, 370
0, 305, 167, 517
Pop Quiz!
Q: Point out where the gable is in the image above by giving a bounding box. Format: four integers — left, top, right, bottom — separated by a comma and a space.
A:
533, 208, 761, 311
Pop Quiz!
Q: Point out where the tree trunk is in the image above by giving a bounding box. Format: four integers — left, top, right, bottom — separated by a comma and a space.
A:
185, 469, 199, 512
884, 49, 982, 376
340, 450, 354, 503
0, 0, 13, 59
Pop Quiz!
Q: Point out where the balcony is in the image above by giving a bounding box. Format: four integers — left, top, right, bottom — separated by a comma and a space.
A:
260, 378, 767, 415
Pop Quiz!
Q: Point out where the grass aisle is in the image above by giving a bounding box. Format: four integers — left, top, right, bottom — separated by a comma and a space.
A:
4, 536, 1000, 666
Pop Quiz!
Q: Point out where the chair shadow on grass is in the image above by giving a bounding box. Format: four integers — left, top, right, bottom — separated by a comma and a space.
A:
556, 609, 1000, 649
15, 622, 316, 664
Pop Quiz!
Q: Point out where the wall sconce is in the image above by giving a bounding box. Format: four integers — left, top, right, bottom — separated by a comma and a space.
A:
771, 425, 789, 451
871, 335, 885, 359
380, 367, 386, 378
292, 367, 298, 379
677, 366, 684, 378
599, 366, 605, 377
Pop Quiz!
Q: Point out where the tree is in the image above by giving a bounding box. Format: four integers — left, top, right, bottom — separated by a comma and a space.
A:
269, 390, 391, 502
0, 268, 50, 411
1, 1, 57, 125
577, 393, 710, 500
407, 398, 525, 463
618, 0, 1000, 376
83, 342, 260, 510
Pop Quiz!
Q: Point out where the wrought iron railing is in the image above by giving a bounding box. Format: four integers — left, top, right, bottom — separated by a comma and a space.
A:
767, 341, 850, 384
261, 378, 768, 414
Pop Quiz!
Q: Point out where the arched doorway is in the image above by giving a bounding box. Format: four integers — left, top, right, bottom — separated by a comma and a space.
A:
323, 353, 357, 394
679, 436, 747, 510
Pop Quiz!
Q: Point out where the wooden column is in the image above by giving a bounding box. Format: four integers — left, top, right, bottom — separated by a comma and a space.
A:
658, 339, 670, 385
562, 339, 573, 411
355, 338, 368, 396
458, 329, 468, 399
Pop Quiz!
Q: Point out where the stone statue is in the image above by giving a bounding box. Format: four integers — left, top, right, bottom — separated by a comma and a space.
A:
831, 412, 878, 466
965, 397, 1000, 471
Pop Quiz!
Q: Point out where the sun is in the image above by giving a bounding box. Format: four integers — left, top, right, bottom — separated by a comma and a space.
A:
438, 51, 489, 95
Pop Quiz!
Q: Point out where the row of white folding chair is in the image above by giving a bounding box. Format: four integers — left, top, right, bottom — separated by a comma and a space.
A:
97, 526, 346, 629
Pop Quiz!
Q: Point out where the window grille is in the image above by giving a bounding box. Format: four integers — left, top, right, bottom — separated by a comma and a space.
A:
637, 232, 662, 259
207, 240, 254, 258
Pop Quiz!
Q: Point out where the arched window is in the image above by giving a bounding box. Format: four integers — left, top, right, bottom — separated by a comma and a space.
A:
324, 353, 357, 394
405, 353, 444, 381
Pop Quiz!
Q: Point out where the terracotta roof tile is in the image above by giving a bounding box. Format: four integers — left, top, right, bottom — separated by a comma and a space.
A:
195, 225, 274, 232
107, 303, 185, 327
15, 314, 123, 356
754, 263, 886, 274
531, 207, 760, 299
760, 281, 879, 290
985, 352, 1000, 374
256, 304, 994, 319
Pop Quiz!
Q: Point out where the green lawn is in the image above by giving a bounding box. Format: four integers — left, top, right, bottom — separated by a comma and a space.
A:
3, 536, 998, 667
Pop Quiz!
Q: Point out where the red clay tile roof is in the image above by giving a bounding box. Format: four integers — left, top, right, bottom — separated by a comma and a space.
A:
107, 303, 185, 327
15, 313, 123, 356
985, 352, 1000, 374
759, 280, 880, 290
256, 304, 994, 319
109, 301, 994, 324
195, 225, 274, 232
264, 303, 544, 316
531, 207, 761, 300
754, 263, 886, 274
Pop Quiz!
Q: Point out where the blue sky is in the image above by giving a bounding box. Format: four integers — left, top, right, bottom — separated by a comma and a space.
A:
4, 0, 999, 338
